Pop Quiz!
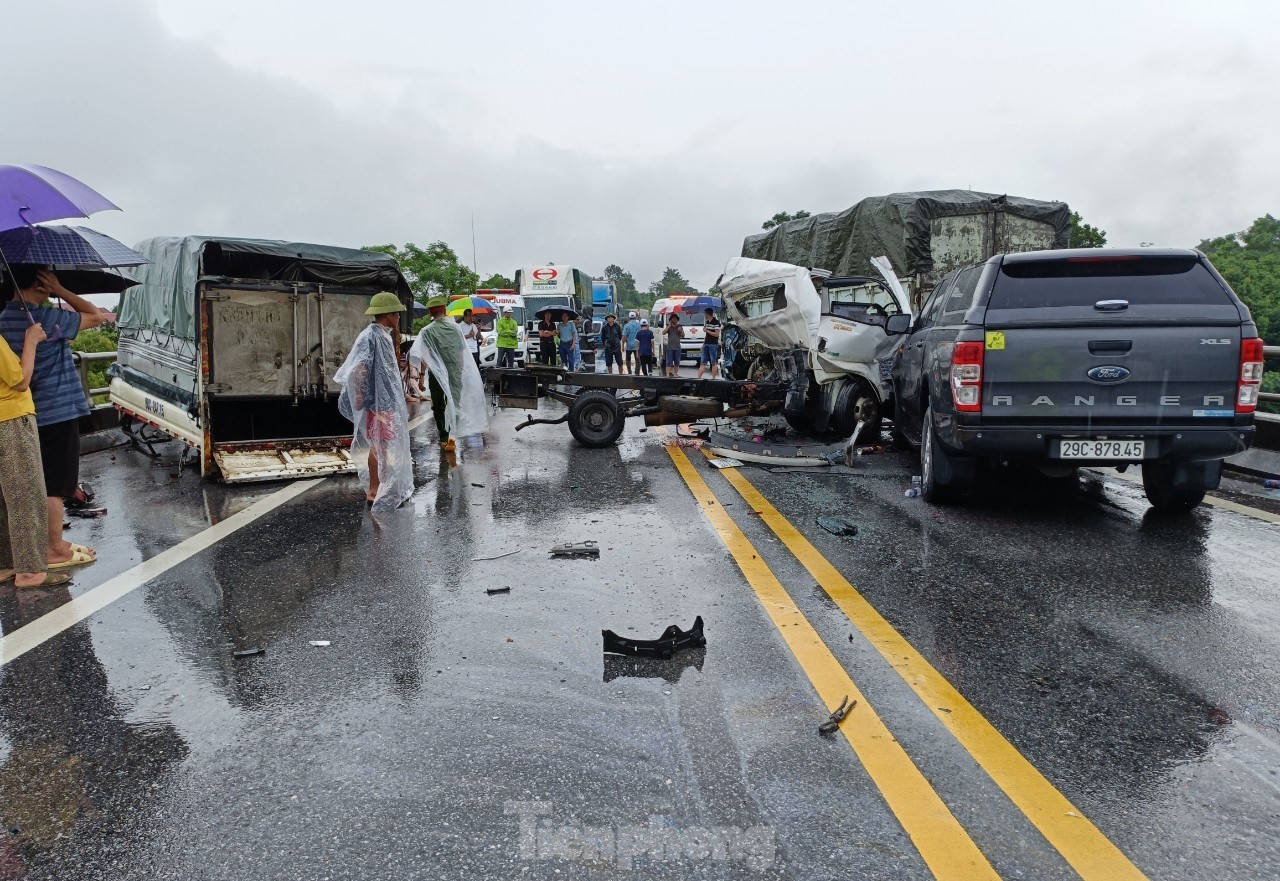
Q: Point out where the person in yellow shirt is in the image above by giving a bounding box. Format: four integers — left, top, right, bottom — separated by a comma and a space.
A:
0, 321, 70, 588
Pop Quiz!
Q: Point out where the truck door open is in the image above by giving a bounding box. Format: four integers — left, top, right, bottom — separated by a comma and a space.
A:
205, 284, 369, 483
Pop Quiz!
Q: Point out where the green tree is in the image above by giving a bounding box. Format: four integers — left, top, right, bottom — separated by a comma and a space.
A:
603, 264, 643, 309
478, 272, 514, 290
762, 210, 811, 230
364, 242, 478, 304
646, 267, 701, 298
1199, 214, 1280, 412
1068, 211, 1107, 248
71, 325, 118, 404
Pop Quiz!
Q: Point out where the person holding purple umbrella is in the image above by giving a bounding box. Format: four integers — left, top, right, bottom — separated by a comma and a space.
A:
0, 266, 104, 571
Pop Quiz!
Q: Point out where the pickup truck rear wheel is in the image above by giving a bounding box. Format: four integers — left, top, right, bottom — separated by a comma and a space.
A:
1141, 462, 1207, 513
568, 390, 626, 447
920, 404, 957, 503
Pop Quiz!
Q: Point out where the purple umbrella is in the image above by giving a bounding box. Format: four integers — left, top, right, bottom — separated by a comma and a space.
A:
0, 164, 119, 232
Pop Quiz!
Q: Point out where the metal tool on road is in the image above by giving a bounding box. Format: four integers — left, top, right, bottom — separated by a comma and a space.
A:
550, 540, 600, 558
818, 695, 857, 735
602, 616, 706, 659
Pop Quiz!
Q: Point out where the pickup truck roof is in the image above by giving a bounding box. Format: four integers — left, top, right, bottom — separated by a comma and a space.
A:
1002, 247, 1199, 264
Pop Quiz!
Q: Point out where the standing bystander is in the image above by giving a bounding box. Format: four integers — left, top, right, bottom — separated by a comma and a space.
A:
0, 267, 102, 571
697, 307, 722, 379
0, 318, 68, 588
600, 313, 624, 375
495, 306, 519, 368
664, 312, 685, 377
636, 319, 655, 376
622, 311, 641, 375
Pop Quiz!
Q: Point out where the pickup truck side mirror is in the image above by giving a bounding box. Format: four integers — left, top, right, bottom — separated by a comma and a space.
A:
885, 313, 912, 335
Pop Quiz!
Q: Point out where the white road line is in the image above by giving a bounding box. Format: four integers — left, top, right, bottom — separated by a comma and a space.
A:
2, 406, 435, 667
0, 478, 324, 669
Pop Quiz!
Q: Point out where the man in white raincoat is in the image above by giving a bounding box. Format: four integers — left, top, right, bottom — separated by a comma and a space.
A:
411, 295, 488, 453
334, 292, 414, 510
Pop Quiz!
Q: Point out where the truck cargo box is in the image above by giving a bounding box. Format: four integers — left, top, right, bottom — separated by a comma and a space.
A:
111, 236, 412, 482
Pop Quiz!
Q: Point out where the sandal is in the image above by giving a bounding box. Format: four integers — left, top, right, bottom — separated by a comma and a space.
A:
47, 546, 96, 570
69, 543, 97, 560
15, 572, 73, 589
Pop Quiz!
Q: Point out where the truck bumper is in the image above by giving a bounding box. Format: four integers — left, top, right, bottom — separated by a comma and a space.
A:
942, 422, 1255, 463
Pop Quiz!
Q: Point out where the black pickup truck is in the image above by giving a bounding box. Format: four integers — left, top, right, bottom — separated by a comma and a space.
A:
888, 248, 1264, 511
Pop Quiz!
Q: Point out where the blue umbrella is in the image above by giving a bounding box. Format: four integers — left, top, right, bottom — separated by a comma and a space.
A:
0, 224, 147, 268
0, 165, 119, 232
676, 296, 724, 313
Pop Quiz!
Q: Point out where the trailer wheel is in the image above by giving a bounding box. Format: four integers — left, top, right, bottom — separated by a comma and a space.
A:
658, 395, 725, 419
568, 391, 626, 447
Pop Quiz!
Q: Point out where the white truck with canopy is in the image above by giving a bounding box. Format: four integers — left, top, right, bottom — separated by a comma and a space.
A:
110, 236, 413, 482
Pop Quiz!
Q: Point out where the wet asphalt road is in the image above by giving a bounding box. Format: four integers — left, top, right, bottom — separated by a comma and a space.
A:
1, 383, 1278, 880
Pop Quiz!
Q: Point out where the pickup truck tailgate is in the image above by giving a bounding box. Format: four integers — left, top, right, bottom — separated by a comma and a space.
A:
983, 326, 1239, 424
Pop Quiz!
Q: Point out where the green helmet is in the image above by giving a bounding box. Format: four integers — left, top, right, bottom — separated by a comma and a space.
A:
364, 292, 406, 316
426, 295, 449, 310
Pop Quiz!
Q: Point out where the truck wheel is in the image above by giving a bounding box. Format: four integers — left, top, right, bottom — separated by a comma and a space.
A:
920, 404, 958, 503
834, 381, 881, 444
568, 391, 626, 447
658, 395, 725, 419
1141, 462, 1207, 513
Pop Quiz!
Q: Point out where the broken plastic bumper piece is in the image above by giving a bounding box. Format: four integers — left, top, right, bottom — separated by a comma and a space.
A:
602, 616, 706, 659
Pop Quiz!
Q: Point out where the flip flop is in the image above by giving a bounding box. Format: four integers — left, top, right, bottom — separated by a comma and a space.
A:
47, 546, 96, 570
15, 572, 73, 589
69, 543, 97, 560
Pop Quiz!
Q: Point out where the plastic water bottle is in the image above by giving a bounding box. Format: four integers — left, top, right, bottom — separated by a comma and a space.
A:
904, 487, 922, 498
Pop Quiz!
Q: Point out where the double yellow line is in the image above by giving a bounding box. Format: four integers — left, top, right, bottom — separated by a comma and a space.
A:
666, 444, 1148, 881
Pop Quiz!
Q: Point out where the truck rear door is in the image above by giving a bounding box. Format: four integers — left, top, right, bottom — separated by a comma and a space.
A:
979, 254, 1245, 427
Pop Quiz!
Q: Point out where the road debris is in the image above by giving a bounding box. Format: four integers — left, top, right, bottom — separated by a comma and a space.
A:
709, 457, 745, 469
815, 516, 858, 536
309, 640, 331, 647
818, 695, 857, 735
472, 549, 520, 561
232, 647, 265, 658
471, 482, 486, 488
486, 586, 511, 595
904, 487, 922, 498
603, 616, 706, 659
551, 540, 600, 558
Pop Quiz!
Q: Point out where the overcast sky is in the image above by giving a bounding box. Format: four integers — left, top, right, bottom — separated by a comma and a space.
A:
3, 0, 1276, 292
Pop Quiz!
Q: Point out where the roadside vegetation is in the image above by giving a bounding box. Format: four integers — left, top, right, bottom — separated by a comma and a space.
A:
1200, 215, 1280, 412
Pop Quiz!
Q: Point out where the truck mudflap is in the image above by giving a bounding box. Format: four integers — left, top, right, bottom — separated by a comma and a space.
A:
213, 440, 355, 483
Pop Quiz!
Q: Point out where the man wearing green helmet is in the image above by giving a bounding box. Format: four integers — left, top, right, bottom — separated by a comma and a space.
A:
333, 292, 414, 509
410, 294, 488, 454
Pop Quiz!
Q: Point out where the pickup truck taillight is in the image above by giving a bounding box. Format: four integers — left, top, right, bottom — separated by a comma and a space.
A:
1237, 337, 1265, 413
951, 341, 984, 412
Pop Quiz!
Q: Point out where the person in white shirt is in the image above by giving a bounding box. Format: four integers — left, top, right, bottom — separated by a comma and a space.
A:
461, 308, 481, 368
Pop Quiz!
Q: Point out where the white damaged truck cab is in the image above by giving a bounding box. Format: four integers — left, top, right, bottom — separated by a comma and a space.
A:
719, 257, 909, 441
110, 236, 413, 482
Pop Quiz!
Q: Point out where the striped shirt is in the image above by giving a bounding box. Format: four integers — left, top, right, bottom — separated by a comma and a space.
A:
0, 302, 89, 427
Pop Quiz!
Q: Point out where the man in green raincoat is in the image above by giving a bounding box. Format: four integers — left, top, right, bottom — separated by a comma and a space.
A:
410, 295, 488, 453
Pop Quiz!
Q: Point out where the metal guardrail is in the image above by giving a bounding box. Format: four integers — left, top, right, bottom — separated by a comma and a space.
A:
71, 349, 117, 403
1263, 346, 1280, 404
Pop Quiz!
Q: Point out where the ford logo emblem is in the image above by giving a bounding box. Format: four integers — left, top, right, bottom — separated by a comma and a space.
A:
1087, 365, 1130, 383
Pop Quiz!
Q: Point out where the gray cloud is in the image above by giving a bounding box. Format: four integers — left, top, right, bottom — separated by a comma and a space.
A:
2, 0, 1275, 294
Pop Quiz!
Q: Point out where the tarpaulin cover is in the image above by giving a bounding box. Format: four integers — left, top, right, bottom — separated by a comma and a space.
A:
333, 323, 413, 511
741, 190, 1071, 277
116, 236, 411, 342
409, 318, 489, 441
